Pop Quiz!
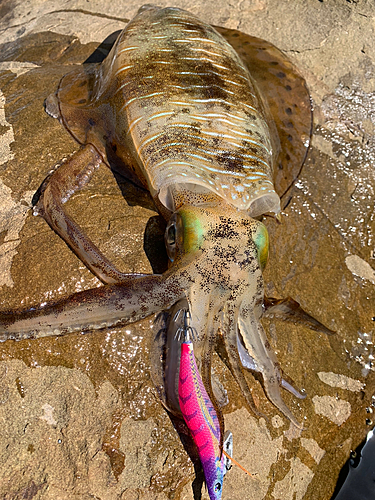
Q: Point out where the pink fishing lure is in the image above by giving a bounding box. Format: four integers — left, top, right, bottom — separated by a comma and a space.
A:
179, 338, 225, 500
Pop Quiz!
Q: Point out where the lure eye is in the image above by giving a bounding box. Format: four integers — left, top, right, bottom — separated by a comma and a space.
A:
165, 214, 178, 262
252, 221, 269, 271
214, 481, 222, 492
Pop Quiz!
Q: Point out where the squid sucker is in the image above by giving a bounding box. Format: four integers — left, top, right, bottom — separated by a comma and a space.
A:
0, 3, 333, 479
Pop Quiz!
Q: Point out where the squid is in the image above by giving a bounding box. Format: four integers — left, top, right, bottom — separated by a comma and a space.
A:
0, 5, 332, 448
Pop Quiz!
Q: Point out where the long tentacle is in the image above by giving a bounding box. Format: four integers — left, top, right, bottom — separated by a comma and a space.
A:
0, 274, 185, 341
34, 144, 149, 285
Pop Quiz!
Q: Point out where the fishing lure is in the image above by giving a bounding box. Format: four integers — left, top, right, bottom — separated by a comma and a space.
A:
176, 307, 232, 500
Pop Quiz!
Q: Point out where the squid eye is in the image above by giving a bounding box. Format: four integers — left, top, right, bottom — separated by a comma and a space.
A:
165, 215, 177, 262
252, 222, 269, 271
165, 209, 204, 262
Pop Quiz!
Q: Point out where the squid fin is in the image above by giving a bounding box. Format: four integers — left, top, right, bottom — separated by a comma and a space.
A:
217, 26, 312, 201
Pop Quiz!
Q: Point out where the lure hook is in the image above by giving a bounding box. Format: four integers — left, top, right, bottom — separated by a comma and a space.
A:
173, 307, 199, 343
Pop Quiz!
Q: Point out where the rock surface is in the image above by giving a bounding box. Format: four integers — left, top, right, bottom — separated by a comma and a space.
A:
0, 1, 375, 499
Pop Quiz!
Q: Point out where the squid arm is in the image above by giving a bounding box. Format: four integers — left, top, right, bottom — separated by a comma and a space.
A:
237, 314, 303, 429
33, 144, 148, 285
263, 296, 335, 335
216, 308, 266, 420
236, 329, 306, 400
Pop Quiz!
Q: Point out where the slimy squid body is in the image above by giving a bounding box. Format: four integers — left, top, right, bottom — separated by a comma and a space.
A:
0, 5, 330, 491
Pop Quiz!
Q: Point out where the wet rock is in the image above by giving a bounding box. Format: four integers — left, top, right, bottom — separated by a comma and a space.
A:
1, 1, 375, 499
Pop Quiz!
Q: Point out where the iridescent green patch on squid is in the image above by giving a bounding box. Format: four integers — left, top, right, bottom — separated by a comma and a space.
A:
252, 222, 269, 271
179, 208, 205, 256
164, 208, 205, 262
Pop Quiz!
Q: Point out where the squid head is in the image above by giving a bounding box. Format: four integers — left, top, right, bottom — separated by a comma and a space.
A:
157, 200, 301, 427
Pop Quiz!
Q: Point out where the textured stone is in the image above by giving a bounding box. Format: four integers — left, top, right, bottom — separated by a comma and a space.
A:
0, 1, 374, 499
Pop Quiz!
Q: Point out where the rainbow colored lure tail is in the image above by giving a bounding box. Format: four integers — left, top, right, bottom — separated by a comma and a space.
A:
177, 309, 232, 500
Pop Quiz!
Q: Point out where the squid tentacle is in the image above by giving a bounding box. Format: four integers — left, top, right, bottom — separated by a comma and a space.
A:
0, 274, 185, 342
34, 144, 149, 285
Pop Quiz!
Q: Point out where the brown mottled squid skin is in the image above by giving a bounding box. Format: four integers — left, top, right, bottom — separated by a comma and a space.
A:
0, 6, 329, 430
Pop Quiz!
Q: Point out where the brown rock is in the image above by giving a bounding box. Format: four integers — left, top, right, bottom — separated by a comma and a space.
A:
1, 1, 375, 499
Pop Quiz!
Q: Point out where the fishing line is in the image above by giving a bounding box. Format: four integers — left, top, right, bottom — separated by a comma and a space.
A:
222, 449, 255, 478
